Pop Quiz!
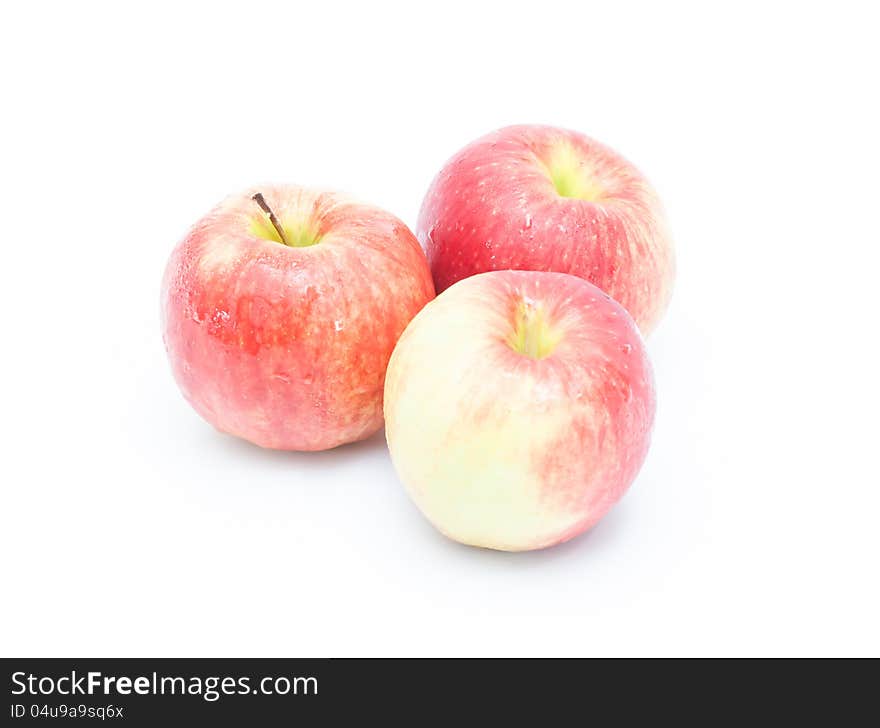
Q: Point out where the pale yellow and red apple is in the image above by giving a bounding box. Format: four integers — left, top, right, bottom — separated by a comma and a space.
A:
384, 270, 655, 551
161, 184, 435, 451
417, 124, 675, 333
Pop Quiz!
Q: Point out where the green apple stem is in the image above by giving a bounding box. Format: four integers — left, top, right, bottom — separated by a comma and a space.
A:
251, 193, 289, 246
523, 306, 540, 359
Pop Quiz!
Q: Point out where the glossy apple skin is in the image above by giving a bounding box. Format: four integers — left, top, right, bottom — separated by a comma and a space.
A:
162, 185, 435, 451
417, 125, 674, 333
384, 270, 655, 551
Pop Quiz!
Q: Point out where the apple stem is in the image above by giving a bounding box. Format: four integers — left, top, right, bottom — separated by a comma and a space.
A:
523, 306, 540, 359
252, 193, 289, 245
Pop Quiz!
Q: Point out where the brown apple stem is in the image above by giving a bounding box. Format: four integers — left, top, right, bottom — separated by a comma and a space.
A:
251, 193, 289, 245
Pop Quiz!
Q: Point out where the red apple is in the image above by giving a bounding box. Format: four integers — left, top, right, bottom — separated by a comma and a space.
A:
417, 125, 675, 333
384, 270, 655, 551
161, 185, 435, 451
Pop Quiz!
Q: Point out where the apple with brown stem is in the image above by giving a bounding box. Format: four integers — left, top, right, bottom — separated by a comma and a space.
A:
162, 184, 435, 450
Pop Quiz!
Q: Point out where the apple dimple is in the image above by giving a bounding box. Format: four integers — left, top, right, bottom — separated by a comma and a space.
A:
538, 140, 607, 202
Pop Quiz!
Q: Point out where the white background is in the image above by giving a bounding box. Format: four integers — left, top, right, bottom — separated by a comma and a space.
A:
2, 1, 878, 657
